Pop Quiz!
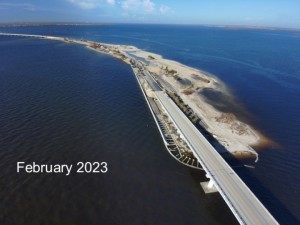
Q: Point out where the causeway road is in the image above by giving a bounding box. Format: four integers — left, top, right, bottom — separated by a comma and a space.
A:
155, 91, 278, 225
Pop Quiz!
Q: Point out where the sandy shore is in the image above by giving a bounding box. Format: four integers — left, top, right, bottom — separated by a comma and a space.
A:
100, 43, 268, 158
0, 32, 272, 159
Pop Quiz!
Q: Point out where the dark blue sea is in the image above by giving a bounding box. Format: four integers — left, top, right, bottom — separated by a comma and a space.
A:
0, 24, 299, 225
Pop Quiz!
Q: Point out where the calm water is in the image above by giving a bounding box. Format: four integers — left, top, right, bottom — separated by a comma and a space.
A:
0, 25, 300, 224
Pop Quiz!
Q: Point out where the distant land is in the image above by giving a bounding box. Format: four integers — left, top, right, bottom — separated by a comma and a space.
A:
214, 25, 300, 31
0, 22, 299, 31
0, 22, 112, 27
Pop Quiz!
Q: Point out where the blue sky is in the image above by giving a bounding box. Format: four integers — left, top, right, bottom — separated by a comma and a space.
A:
0, 0, 299, 28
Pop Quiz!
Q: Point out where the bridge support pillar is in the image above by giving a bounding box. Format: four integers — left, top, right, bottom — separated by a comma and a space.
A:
200, 178, 218, 194
207, 179, 214, 188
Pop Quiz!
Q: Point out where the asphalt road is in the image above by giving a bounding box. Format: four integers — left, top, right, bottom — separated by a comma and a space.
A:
155, 91, 278, 225
142, 70, 162, 91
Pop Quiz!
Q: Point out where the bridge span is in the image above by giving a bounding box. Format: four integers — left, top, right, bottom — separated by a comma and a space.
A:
154, 91, 278, 225
128, 58, 279, 225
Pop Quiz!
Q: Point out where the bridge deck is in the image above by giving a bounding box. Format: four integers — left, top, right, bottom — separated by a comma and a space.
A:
155, 91, 278, 225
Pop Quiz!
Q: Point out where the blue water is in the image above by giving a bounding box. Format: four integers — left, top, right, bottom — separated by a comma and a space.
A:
0, 24, 300, 224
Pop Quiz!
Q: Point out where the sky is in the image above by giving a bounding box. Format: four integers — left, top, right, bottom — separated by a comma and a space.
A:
0, 0, 300, 28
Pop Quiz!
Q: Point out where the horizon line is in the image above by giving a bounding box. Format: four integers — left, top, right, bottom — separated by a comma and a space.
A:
0, 21, 299, 31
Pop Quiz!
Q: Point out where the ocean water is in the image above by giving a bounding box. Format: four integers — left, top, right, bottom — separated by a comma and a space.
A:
0, 25, 300, 224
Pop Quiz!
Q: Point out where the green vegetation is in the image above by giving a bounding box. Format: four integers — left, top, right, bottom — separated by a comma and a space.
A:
169, 69, 177, 75
91, 43, 100, 48
182, 89, 194, 95
148, 55, 155, 60
201, 78, 210, 83
167, 91, 200, 125
163, 66, 177, 76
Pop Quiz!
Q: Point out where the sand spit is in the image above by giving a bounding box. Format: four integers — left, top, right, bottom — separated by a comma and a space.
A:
0, 32, 272, 159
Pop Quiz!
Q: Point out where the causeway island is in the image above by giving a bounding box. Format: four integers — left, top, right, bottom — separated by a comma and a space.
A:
0, 32, 265, 161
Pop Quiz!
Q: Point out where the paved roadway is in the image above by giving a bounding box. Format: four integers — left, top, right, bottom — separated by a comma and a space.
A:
142, 70, 162, 91
155, 91, 278, 225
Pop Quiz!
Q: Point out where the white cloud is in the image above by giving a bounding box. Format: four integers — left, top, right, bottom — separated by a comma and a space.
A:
67, 0, 98, 9
106, 0, 115, 5
143, 0, 155, 12
67, 0, 115, 9
159, 5, 169, 14
0, 3, 35, 11
122, 0, 155, 13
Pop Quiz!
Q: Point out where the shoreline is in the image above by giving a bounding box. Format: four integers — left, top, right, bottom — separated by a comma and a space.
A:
0, 32, 273, 160
130, 59, 203, 169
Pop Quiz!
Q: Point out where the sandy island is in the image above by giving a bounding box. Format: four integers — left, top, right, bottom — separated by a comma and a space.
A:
0, 33, 273, 160
83, 39, 271, 159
